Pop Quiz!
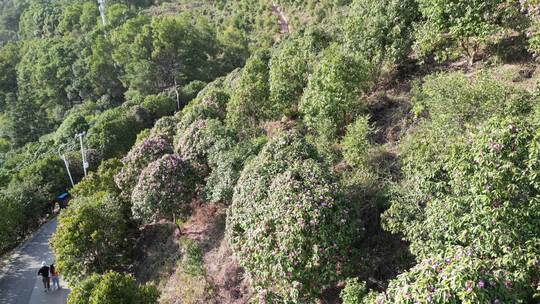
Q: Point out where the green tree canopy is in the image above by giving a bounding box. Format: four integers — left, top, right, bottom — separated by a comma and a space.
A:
68, 271, 159, 304
225, 50, 271, 135
112, 15, 221, 95
415, 0, 524, 64
299, 44, 371, 140
343, 0, 418, 70
51, 192, 137, 284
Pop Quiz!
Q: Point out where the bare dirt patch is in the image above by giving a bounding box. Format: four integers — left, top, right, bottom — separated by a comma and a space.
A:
271, 4, 290, 34
151, 203, 252, 304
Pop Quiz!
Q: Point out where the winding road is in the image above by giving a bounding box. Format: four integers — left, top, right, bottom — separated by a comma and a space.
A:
0, 219, 69, 304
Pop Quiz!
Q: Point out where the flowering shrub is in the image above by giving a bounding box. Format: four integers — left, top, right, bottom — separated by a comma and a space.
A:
175, 118, 233, 165
127, 105, 152, 129
381, 118, 540, 303
115, 135, 173, 194
174, 86, 231, 167
150, 116, 177, 139
204, 136, 266, 204
384, 73, 537, 251
390, 118, 540, 258
179, 87, 229, 131
135, 129, 151, 145
529, 24, 540, 59
373, 246, 535, 304
523, 1, 540, 59
131, 154, 196, 223
226, 130, 358, 302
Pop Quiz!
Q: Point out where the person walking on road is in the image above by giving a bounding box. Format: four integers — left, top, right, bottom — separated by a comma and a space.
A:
50, 263, 61, 290
37, 261, 50, 292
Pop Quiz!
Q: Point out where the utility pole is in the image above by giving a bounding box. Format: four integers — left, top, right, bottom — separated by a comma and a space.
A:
98, 0, 107, 26
58, 145, 75, 187
174, 77, 181, 112
60, 154, 75, 187
75, 132, 89, 177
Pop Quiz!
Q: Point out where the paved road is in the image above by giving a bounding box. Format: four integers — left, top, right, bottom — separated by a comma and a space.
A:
0, 219, 69, 304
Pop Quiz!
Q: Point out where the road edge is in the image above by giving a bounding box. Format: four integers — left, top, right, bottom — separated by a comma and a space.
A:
0, 217, 57, 282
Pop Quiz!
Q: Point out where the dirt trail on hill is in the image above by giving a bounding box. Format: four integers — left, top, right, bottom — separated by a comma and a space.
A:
271, 4, 290, 34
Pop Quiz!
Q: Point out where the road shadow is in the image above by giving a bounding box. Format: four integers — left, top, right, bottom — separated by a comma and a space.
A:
0, 219, 69, 304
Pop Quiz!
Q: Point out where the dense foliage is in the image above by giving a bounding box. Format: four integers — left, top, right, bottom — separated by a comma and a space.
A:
380, 77, 540, 303
373, 245, 536, 303
525, 1, 540, 59
204, 136, 266, 203
225, 50, 271, 135
85, 106, 152, 159
110, 15, 225, 95
0, 0, 257, 253
68, 271, 159, 304
175, 118, 232, 166
396, 118, 539, 258
414, 0, 524, 63
51, 192, 136, 284
340, 278, 369, 304
2, 0, 540, 303
268, 34, 318, 115
71, 158, 123, 197
343, 0, 418, 70
341, 115, 373, 170
299, 44, 371, 140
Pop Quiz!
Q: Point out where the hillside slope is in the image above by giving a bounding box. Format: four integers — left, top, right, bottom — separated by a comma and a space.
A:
0, 0, 539, 303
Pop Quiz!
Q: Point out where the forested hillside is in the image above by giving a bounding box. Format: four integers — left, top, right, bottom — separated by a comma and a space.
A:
0, 0, 539, 303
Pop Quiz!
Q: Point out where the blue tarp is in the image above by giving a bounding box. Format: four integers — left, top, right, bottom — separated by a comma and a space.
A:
58, 192, 69, 200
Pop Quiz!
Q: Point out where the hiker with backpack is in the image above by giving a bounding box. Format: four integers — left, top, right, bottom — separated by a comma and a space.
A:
37, 261, 50, 292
